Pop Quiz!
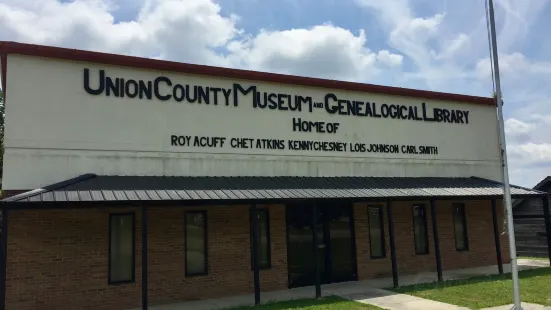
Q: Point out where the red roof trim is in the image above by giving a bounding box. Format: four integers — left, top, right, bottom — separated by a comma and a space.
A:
0, 41, 496, 106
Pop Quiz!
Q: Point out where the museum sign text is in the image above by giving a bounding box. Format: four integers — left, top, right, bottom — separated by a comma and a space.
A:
82, 68, 474, 156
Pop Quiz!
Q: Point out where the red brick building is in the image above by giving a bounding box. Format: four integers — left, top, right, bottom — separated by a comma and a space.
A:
0, 42, 547, 310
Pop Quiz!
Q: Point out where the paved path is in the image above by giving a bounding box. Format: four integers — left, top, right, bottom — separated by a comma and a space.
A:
131, 259, 550, 310
336, 289, 470, 310
481, 303, 551, 310
338, 290, 551, 310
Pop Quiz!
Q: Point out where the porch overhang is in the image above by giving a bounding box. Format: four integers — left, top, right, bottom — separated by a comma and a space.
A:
1, 174, 545, 209
0, 174, 549, 310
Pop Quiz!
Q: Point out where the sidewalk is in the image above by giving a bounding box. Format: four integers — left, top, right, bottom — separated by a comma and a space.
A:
131, 259, 548, 310
336, 288, 469, 310
481, 302, 551, 309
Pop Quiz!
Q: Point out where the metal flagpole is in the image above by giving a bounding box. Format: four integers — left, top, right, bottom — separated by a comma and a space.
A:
486, 0, 522, 309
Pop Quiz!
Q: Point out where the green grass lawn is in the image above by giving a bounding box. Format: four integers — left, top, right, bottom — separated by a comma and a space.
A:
224, 296, 384, 310
391, 267, 551, 309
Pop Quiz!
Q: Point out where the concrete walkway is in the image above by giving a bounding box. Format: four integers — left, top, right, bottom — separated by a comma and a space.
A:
130, 259, 548, 310
481, 302, 551, 309
336, 288, 469, 310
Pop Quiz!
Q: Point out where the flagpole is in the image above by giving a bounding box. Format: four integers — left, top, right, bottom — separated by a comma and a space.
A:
487, 0, 522, 309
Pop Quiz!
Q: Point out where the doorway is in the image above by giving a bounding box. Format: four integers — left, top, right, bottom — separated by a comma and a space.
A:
286, 202, 357, 288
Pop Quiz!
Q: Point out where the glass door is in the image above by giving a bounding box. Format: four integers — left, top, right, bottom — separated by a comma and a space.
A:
323, 204, 357, 283
286, 204, 326, 287
286, 202, 356, 288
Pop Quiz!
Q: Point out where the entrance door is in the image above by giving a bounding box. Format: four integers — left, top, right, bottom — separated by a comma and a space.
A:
286, 202, 357, 288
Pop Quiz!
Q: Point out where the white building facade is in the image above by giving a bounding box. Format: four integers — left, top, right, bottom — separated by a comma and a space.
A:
2, 53, 500, 191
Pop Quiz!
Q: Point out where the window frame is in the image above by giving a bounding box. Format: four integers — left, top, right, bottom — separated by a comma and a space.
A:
249, 208, 272, 270
412, 204, 430, 255
108, 212, 136, 285
452, 203, 469, 251
367, 205, 386, 259
184, 210, 208, 277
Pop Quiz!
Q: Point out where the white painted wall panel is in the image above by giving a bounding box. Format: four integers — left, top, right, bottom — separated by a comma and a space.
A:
3, 55, 501, 190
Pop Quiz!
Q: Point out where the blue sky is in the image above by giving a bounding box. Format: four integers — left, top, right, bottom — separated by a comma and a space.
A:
1, 0, 550, 187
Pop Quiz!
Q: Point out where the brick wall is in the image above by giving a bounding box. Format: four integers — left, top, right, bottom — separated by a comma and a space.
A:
436, 200, 510, 270
354, 199, 510, 280
353, 202, 393, 279
147, 204, 287, 305
5, 204, 287, 310
5, 199, 510, 310
6, 207, 143, 310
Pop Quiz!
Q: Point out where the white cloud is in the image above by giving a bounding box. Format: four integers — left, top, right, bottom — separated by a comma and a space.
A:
376, 50, 403, 67
506, 116, 551, 187
0, 0, 401, 80
475, 52, 551, 81
505, 118, 534, 136
356, 0, 551, 187
0, 0, 240, 66
435, 33, 471, 60
227, 24, 402, 80
494, 0, 548, 53
355, 0, 476, 90
508, 143, 551, 168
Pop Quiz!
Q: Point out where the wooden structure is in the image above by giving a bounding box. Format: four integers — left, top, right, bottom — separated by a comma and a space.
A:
513, 176, 551, 257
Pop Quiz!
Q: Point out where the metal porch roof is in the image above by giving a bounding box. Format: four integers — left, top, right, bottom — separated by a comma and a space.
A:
2, 174, 545, 204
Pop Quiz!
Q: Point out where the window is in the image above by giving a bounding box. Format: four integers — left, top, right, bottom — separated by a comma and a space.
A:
412, 204, 429, 255
109, 213, 135, 284
453, 203, 469, 251
185, 211, 208, 276
250, 209, 271, 269
367, 206, 385, 259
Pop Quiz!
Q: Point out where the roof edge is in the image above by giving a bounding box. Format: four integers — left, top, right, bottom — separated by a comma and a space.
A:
533, 176, 551, 191
3, 175, 544, 204
0, 41, 495, 106
2, 173, 97, 202
511, 176, 551, 208
470, 176, 548, 195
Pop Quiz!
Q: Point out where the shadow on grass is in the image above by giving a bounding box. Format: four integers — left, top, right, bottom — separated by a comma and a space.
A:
390, 267, 551, 294
222, 296, 382, 310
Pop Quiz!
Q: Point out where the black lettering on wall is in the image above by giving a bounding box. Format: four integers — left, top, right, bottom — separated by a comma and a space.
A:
210, 88, 221, 105
198, 86, 209, 104
381, 104, 389, 118
222, 88, 232, 106
125, 79, 139, 98
154, 76, 172, 101
234, 83, 255, 107
463, 111, 470, 124
443, 109, 451, 123
119, 78, 125, 98
139, 80, 152, 99
82, 68, 473, 126
290, 95, 303, 111
106, 77, 119, 97
173, 84, 186, 102
355, 101, 364, 116
324, 93, 338, 114
186, 85, 198, 103
421, 103, 433, 122
389, 104, 398, 119
364, 102, 373, 117
399, 105, 408, 119
277, 94, 288, 111
83, 68, 105, 95
433, 108, 443, 122
292, 118, 340, 134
